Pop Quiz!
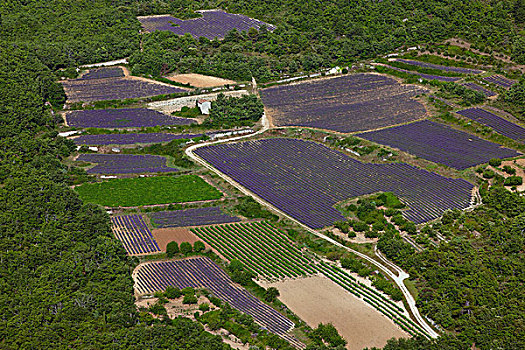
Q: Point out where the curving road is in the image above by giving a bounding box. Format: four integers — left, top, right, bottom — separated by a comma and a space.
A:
185, 110, 439, 339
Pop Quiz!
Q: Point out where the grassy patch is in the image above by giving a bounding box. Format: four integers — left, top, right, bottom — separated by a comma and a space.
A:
75, 175, 222, 207
404, 279, 419, 299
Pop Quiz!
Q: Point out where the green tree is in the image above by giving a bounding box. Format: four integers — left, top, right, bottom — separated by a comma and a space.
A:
264, 287, 280, 302
180, 241, 193, 255
193, 240, 205, 252
166, 241, 180, 257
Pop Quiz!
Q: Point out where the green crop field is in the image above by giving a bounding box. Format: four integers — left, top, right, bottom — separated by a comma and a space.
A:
75, 175, 222, 207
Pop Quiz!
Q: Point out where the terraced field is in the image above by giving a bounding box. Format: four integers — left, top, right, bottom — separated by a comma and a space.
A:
73, 133, 201, 145
260, 74, 428, 133
456, 108, 525, 142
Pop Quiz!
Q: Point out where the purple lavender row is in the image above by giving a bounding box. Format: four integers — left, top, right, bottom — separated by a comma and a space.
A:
139, 10, 276, 39
383, 65, 462, 82
260, 74, 428, 133
195, 138, 474, 228
77, 154, 178, 174
482, 75, 517, 89
135, 257, 295, 336
62, 78, 186, 102
394, 59, 482, 74
73, 133, 202, 145
357, 120, 520, 170
80, 67, 124, 80
111, 214, 160, 255
66, 108, 194, 128
457, 108, 525, 142
150, 207, 241, 228
461, 83, 496, 97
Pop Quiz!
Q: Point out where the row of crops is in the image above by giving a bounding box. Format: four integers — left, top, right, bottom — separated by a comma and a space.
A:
73, 133, 201, 146
150, 207, 241, 228
260, 73, 428, 133
77, 154, 178, 174
111, 214, 161, 255
138, 10, 276, 39
191, 221, 430, 338
194, 138, 474, 227
456, 108, 525, 142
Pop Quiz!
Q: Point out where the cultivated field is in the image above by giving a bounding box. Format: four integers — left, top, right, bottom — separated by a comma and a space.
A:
260, 74, 428, 133
73, 133, 202, 145
75, 175, 222, 207
61, 76, 187, 103
192, 221, 426, 337
165, 73, 236, 88
80, 66, 125, 80
483, 74, 517, 89
134, 257, 295, 336
77, 154, 178, 174
138, 10, 276, 39
150, 207, 241, 228
357, 120, 520, 170
380, 64, 462, 82
194, 138, 474, 226
65, 108, 194, 128
151, 227, 210, 252
111, 214, 161, 255
266, 275, 409, 350
393, 58, 482, 74
457, 108, 525, 142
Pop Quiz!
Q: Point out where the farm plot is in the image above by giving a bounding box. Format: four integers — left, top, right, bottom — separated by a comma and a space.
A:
393, 59, 482, 74
194, 138, 474, 227
150, 207, 241, 228
111, 214, 160, 255
134, 257, 295, 337
461, 83, 496, 97
80, 67, 124, 80
65, 108, 194, 128
73, 133, 201, 145
75, 175, 222, 207
61, 77, 186, 103
192, 221, 426, 337
139, 10, 276, 39
382, 65, 461, 82
457, 108, 525, 142
76, 154, 178, 174
165, 73, 236, 88
483, 74, 517, 89
260, 74, 428, 133
357, 120, 520, 169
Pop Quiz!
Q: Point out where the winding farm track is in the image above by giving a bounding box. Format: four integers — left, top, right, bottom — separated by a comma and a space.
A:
185, 110, 440, 339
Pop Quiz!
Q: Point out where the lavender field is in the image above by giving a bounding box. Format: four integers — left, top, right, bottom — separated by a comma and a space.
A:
483, 74, 517, 89
111, 215, 160, 255
80, 67, 124, 80
139, 10, 276, 39
150, 207, 241, 228
66, 108, 194, 128
77, 154, 178, 174
260, 74, 428, 133
394, 59, 482, 74
383, 65, 462, 82
457, 108, 525, 142
461, 83, 496, 97
195, 138, 474, 227
357, 120, 520, 169
73, 133, 201, 145
62, 77, 186, 102
134, 257, 296, 338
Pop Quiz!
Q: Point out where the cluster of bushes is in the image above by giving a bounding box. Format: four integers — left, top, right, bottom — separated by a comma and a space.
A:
438, 82, 485, 106
204, 94, 264, 128
166, 240, 206, 258
234, 196, 278, 221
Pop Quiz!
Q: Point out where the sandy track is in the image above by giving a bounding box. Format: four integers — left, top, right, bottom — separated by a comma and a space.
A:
265, 276, 408, 349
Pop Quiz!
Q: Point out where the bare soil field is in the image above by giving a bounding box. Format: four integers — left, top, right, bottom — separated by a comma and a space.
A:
265, 275, 408, 350
166, 73, 236, 88
152, 227, 210, 251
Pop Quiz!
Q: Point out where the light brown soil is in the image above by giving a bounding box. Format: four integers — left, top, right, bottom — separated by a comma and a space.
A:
265, 275, 409, 350
165, 73, 237, 88
152, 227, 210, 251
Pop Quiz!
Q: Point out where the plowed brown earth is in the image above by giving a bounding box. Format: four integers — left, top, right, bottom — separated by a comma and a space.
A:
165, 73, 236, 88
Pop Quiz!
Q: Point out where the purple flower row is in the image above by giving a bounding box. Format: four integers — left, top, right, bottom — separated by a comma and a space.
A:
111, 214, 160, 255
139, 10, 276, 39
150, 207, 241, 228
260, 74, 428, 133
461, 83, 496, 97
394, 59, 482, 74
80, 67, 124, 80
73, 133, 202, 145
482, 75, 517, 89
457, 108, 525, 142
195, 138, 475, 228
77, 154, 178, 174
357, 120, 520, 170
66, 108, 194, 128
383, 65, 461, 82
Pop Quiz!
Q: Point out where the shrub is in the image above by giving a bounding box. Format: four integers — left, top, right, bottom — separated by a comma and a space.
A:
503, 165, 516, 175
489, 158, 502, 167
183, 294, 198, 304
263, 287, 280, 302
199, 303, 210, 312
166, 241, 179, 257
193, 241, 205, 252
504, 176, 523, 186
164, 286, 182, 299
483, 169, 495, 179
180, 242, 193, 255
351, 220, 369, 232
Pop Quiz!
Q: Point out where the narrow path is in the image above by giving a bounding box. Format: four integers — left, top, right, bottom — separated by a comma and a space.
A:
185, 103, 439, 339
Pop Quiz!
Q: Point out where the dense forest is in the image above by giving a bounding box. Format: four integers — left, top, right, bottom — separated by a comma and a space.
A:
1, 0, 524, 349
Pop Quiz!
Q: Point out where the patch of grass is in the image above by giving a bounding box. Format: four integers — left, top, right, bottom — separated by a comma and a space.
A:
75, 175, 222, 207
404, 279, 419, 299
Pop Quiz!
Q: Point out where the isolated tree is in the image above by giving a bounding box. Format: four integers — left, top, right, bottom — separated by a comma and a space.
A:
264, 287, 280, 302
180, 242, 193, 255
166, 241, 179, 258
193, 241, 205, 252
